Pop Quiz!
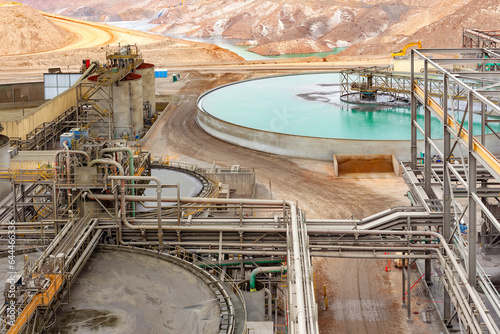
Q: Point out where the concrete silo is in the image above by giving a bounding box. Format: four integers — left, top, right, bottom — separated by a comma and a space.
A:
136, 63, 156, 117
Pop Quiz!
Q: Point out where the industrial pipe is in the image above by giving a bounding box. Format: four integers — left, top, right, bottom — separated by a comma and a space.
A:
249, 266, 287, 292
54, 147, 90, 166
89, 159, 126, 243
100, 147, 136, 216
328, 229, 499, 334
89, 159, 124, 176
87, 193, 288, 206
110, 175, 163, 248
290, 203, 307, 334
264, 288, 272, 321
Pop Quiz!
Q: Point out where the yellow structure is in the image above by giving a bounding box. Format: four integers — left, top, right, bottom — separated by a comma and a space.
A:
391, 41, 422, 57
7, 275, 63, 334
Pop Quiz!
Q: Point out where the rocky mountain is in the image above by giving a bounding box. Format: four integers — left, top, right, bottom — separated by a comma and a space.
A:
0, 4, 74, 56
19, 0, 495, 56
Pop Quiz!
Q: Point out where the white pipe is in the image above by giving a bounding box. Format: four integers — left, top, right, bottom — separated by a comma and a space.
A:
54, 147, 90, 165
264, 288, 272, 321
110, 175, 163, 248
330, 229, 498, 334
89, 159, 124, 176
290, 202, 307, 333
87, 193, 287, 206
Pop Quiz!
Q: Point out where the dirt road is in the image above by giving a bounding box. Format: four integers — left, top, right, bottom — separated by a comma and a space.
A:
41, 12, 165, 53
144, 71, 441, 333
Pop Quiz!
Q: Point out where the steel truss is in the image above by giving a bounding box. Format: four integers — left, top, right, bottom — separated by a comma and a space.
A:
464, 29, 500, 49
408, 47, 500, 333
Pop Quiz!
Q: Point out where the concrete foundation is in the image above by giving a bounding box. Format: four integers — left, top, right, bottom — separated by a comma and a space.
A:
214, 170, 256, 198
333, 154, 400, 177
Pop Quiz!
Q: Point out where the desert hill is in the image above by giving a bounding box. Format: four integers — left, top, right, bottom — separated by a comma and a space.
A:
18, 0, 499, 56
0, 4, 74, 56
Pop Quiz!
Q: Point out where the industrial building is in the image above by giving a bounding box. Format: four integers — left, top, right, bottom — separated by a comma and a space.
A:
1, 38, 500, 334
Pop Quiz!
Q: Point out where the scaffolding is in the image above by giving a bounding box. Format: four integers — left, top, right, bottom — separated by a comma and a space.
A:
407, 47, 500, 332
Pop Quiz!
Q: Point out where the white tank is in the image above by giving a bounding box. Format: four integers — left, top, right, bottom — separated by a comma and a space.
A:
136, 63, 156, 116
128, 73, 144, 138
112, 74, 144, 139
0, 135, 11, 199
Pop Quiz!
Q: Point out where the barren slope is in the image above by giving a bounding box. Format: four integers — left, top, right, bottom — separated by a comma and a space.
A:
14, 0, 492, 56
0, 5, 75, 56
341, 0, 500, 56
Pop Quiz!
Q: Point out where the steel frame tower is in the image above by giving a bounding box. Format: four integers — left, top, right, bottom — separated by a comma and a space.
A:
409, 47, 500, 330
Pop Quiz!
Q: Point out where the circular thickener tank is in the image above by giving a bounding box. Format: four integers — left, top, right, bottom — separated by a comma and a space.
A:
113, 74, 143, 138
137, 167, 205, 211
50, 249, 223, 334
136, 63, 156, 115
0, 135, 11, 199
197, 73, 500, 160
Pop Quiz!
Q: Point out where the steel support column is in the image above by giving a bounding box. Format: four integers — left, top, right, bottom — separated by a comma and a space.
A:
442, 75, 452, 324
467, 91, 477, 288
411, 50, 418, 168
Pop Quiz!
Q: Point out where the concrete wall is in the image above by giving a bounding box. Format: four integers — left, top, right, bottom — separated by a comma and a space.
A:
2, 86, 77, 139
197, 107, 415, 161
197, 97, 500, 162
215, 171, 256, 198
0, 82, 44, 104
333, 154, 398, 177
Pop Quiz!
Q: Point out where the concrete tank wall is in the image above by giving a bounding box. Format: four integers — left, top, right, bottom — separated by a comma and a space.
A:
197, 97, 500, 161
129, 74, 144, 138
136, 63, 156, 116
112, 79, 132, 138
0, 135, 11, 199
113, 74, 143, 139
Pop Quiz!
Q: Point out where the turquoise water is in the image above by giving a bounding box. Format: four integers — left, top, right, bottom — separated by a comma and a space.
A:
176, 36, 346, 61
105, 21, 346, 60
199, 73, 498, 140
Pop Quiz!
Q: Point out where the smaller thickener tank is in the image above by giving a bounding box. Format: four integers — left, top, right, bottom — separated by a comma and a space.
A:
0, 135, 11, 199
136, 63, 156, 115
113, 73, 144, 139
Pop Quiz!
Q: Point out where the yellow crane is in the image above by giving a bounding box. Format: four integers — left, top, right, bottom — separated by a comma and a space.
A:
391, 40, 422, 57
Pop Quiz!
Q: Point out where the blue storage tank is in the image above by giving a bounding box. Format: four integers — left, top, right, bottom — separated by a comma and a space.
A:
155, 69, 168, 78
60, 132, 75, 148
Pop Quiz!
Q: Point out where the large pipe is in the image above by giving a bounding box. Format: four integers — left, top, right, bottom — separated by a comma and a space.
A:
100, 147, 136, 216
249, 266, 287, 292
290, 203, 307, 333
89, 159, 126, 241
89, 159, 124, 176
327, 229, 498, 334
54, 148, 90, 166
110, 175, 163, 248
264, 288, 272, 321
87, 193, 288, 206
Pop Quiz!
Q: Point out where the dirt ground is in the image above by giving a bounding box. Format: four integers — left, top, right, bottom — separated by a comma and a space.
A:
145, 71, 444, 333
